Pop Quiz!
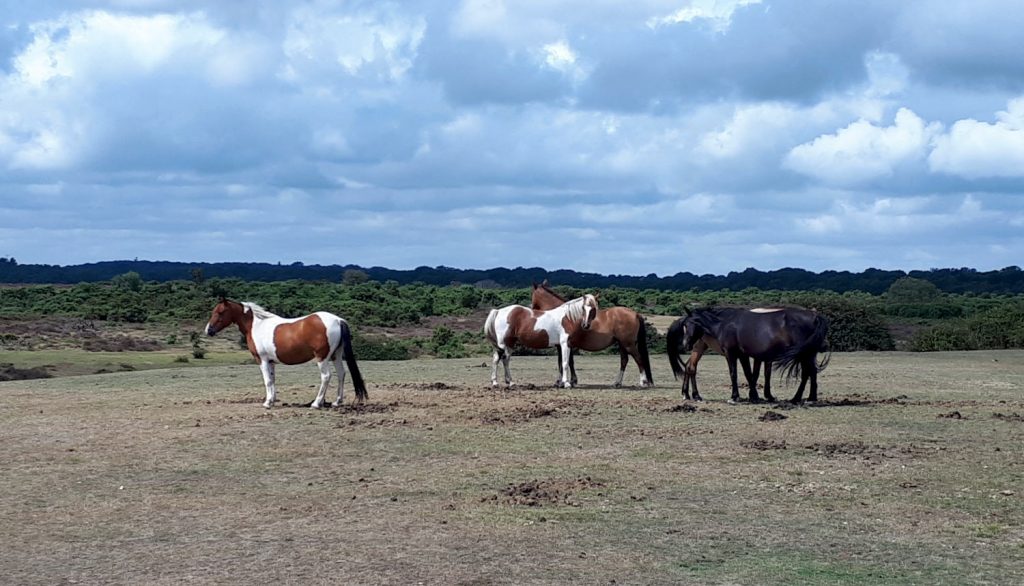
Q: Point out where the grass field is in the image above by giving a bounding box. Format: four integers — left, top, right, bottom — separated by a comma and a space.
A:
2, 351, 1023, 585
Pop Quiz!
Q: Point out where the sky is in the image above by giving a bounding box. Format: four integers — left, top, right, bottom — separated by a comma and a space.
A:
1, 0, 1023, 276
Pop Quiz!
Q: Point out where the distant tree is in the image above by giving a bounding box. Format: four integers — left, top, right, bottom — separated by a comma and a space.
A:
886, 277, 941, 303
111, 271, 143, 292
342, 269, 370, 285
190, 267, 205, 285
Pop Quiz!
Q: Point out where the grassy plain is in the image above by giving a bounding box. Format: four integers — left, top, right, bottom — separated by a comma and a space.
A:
1, 351, 1023, 585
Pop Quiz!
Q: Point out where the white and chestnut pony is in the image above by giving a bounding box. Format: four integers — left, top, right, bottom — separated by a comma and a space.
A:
531, 282, 653, 388
484, 294, 600, 388
205, 298, 367, 409
667, 306, 830, 403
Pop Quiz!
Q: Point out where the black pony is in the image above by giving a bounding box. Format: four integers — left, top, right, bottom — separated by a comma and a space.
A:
667, 307, 831, 403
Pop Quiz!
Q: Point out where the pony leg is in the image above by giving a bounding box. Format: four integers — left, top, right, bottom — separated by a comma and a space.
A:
554, 346, 566, 387
310, 360, 332, 408
790, 369, 809, 403
613, 348, 628, 388
558, 342, 572, 388
491, 348, 501, 387
569, 351, 578, 387
726, 353, 741, 403
259, 360, 277, 409
808, 358, 819, 402
631, 347, 650, 388
741, 357, 761, 403
501, 348, 513, 387
684, 353, 702, 401
763, 361, 775, 402
331, 353, 347, 407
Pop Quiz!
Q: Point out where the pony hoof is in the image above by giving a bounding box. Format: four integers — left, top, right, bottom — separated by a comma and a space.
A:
613, 383, 622, 389
727, 399, 738, 405
262, 403, 273, 409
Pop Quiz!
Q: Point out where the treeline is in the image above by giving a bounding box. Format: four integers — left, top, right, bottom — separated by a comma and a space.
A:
1, 274, 1023, 356
2, 257, 1024, 294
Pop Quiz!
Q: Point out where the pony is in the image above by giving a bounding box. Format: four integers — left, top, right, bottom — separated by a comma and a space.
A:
531, 282, 652, 388
484, 294, 600, 388
205, 298, 367, 409
667, 306, 830, 403
669, 308, 781, 402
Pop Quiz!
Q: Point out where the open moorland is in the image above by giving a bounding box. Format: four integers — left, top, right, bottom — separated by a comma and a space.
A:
2, 351, 1023, 585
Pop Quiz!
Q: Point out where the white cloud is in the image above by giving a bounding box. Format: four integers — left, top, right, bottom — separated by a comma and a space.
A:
784, 108, 939, 185
928, 97, 1024, 178
647, 0, 762, 32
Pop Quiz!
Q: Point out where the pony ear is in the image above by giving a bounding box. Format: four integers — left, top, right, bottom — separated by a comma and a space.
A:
684, 307, 692, 317
219, 295, 227, 303
542, 279, 549, 286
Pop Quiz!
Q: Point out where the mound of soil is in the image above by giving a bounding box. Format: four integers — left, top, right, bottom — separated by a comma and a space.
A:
937, 411, 966, 419
482, 476, 605, 507
993, 412, 1024, 423
0, 363, 52, 381
742, 439, 787, 450
481, 404, 559, 424
805, 441, 935, 459
759, 411, 788, 422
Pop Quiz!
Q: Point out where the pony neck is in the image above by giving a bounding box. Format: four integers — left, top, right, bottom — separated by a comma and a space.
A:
532, 285, 566, 310
229, 301, 255, 335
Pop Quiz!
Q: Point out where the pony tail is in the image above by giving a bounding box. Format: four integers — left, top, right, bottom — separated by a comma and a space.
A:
637, 317, 654, 384
775, 313, 831, 381
666, 318, 687, 381
339, 322, 368, 402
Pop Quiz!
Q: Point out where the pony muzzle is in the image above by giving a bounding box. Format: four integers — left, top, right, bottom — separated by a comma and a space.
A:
205, 324, 218, 336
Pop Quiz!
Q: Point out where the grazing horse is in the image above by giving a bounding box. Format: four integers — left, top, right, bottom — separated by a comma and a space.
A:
531, 282, 653, 388
667, 307, 830, 403
669, 308, 781, 401
484, 294, 600, 388
205, 298, 367, 409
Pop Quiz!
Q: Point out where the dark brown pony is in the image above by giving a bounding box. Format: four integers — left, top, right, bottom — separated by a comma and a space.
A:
667, 307, 830, 403
205, 298, 366, 408
531, 282, 652, 388
672, 309, 779, 401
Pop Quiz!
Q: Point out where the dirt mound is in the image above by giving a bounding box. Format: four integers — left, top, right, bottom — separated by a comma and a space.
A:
937, 411, 966, 419
759, 411, 788, 422
481, 404, 560, 424
0, 363, 52, 381
665, 403, 715, 414
393, 382, 459, 391
993, 412, 1024, 423
482, 476, 605, 507
805, 441, 934, 459
742, 439, 787, 450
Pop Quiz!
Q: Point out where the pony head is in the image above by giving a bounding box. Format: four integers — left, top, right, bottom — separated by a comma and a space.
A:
205, 297, 237, 336
580, 293, 600, 330
679, 312, 705, 351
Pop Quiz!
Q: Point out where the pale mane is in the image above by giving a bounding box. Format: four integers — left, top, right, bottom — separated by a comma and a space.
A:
242, 302, 279, 320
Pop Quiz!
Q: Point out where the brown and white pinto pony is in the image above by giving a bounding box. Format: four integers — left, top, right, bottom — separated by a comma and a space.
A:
531, 282, 652, 388
484, 294, 599, 388
205, 298, 367, 409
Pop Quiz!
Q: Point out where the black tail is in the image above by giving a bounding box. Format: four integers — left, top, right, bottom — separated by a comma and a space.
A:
338, 322, 368, 402
776, 314, 831, 382
666, 318, 687, 381
636, 317, 654, 385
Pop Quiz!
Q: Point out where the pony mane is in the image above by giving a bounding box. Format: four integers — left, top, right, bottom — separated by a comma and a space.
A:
537, 282, 567, 302
242, 302, 279, 320
562, 295, 595, 322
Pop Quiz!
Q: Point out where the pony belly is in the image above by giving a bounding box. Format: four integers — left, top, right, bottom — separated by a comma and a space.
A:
575, 330, 615, 351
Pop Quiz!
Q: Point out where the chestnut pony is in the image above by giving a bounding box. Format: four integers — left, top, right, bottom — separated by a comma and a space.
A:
484, 294, 599, 388
205, 298, 366, 409
531, 282, 652, 388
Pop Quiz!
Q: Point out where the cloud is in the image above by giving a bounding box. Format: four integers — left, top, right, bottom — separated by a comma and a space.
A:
784, 108, 940, 185
929, 97, 1024, 178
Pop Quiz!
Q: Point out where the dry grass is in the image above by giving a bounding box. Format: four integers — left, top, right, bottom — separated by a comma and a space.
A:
1, 351, 1024, 585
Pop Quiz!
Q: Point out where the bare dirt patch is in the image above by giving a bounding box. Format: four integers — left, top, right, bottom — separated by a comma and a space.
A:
805, 441, 937, 460
742, 439, 788, 450
992, 412, 1024, 423
481, 476, 606, 507
0, 363, 52, 381
758, 410, 788, 422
